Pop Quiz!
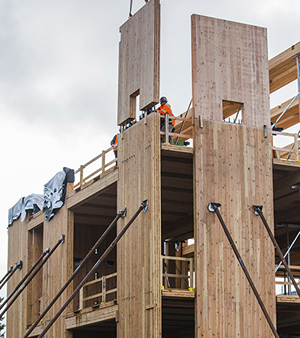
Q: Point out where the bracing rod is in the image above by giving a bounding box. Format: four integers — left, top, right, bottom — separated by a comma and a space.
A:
208, 203, 280, 338
23, 208, 127, 338
253, 205, 300, 298
0, 261, 22, 290
0, 266, 13, 286
0, 235, 65, 318
0, 249, 49, 311
37, 200, 148, 338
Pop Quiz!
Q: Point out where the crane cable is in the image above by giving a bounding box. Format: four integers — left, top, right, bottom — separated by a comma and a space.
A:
129, 0, 149, 18
129, 0, 133, 18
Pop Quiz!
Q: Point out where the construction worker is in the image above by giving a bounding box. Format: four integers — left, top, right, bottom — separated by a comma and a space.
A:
157, 96, 175, 144
110, 133, 118, 165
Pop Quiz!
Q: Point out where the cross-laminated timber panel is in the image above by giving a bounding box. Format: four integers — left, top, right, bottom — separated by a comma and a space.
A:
192, 15, 275, 337
40, 206, 74, 338
194, 121, 276, 337
191, 15, 270, 128
117, 113, 161, 337
118, 0, 160, 126
7, 217, 29, 338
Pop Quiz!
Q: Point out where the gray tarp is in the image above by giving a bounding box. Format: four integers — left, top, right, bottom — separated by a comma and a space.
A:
43, 167, 74, 222
8, 194, 44, 226
8, 167, 74, 226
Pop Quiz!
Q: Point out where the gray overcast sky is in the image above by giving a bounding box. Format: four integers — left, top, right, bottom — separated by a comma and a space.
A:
0, 0, 299, 300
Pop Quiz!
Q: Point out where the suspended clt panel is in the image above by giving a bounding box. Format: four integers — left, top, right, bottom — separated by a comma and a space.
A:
118, 0, 160, 126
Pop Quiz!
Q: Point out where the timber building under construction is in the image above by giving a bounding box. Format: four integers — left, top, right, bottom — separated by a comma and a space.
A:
4, 1, 300, 337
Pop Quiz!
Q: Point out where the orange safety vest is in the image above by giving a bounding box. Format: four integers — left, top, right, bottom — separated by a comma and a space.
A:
111, 134, 118, 152
157, 103, 175, 126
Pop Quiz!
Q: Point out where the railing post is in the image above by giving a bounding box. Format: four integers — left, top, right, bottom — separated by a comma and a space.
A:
102, 150, 106, 173
80, 165, 84, 189
161, 255, 163, 289
189, 258, 193, 289
165, 114, 169, 143
294, 133, 299, 161
79, 286, 84, 309
102, 276, 106, 303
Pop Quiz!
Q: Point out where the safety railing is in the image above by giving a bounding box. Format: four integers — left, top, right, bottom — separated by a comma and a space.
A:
74, 146, 117, 190
161, 255, 194, 290
79, 272, 117, 309
272, 130, 300, 161
275, 265, 300, 296
160, 114, 194, 144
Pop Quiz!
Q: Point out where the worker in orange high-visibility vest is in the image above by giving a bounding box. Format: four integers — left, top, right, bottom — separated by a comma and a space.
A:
157, 96, 175, 144
110, 133, 119, 165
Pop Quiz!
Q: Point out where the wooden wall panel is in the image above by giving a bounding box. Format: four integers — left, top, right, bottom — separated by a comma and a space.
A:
118, 0, 160, 126
194, 121, 275, 337
117, 113, 161, 337
40, 207, 74, 338
7, 217, 29, 338
191, 15, 269, 128
192, 15, 275, 338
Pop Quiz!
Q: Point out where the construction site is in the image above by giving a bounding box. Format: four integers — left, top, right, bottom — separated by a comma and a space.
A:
3, 0, 300, 337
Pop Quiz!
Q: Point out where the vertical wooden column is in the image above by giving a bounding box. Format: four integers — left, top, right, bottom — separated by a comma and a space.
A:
117, 113, 161, 337
192, 15, 275, 337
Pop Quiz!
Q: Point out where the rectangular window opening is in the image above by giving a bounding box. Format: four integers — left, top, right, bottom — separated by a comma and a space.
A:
222, 100, 244, 124
129, 89, 140, 123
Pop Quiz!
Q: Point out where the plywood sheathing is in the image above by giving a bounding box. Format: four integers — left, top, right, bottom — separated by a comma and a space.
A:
192, 15, 275, 337
191, 15, 270, 128
118, 0, 160, 126
117, 113, 161, 337
269, 42, 300, 93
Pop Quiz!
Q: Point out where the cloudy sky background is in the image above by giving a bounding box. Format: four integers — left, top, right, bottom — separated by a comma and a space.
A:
0, 0, 299, 304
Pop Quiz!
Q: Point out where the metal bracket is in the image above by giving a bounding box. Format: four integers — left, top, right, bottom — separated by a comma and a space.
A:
45, 248, 50, 254
208, 203, 221, 212
60, 234, 65, 244
253, 205, 263, 216
142, 200, 149, 212
120, 207, 127, 218
264, 125, 268, 138
16, 261, 23, 270
9, 266, 13, 272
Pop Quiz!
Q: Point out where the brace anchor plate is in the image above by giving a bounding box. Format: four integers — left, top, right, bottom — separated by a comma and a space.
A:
253, 205, 263, 216
208, 203, 221, 212
142, 200, 148, 212
120, 207, 127, 218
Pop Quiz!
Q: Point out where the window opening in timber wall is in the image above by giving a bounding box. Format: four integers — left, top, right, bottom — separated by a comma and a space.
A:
223, 100, 244, 124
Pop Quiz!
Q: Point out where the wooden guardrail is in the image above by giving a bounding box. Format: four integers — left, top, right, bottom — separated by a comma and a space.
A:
74, 146, 117, 190
160, 114, 194, 143
161, 255, 194, 289
79, 272, 117, 309
275, 265, 300, 296
272, 130, 300, 161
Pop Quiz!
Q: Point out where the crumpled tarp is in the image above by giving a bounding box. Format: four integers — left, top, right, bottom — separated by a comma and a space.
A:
8, 194, 44, 226
43, 167, 74, 222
